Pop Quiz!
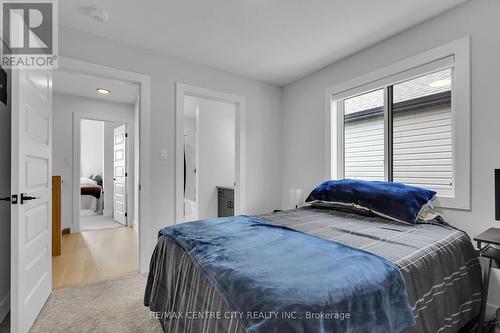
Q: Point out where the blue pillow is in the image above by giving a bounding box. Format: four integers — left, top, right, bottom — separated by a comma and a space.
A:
305, 179, 437, 224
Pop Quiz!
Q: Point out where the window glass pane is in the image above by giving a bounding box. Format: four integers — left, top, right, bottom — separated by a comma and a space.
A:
343, 89, 385, 181
392, 68, 454, 196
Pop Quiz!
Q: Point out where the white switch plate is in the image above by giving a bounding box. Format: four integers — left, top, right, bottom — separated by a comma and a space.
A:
160, 149, 168, 160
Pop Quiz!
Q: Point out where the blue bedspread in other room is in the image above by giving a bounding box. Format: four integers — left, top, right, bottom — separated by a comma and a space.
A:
160, 216, 416, 333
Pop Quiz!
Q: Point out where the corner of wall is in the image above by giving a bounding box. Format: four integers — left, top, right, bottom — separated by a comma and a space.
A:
278, 85, 286, 211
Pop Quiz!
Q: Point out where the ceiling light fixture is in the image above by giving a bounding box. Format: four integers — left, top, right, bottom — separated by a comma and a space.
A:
429, 79, 451, 88
96, 88, 111, 95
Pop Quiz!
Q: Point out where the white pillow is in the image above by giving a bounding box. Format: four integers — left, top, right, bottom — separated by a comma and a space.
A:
80, 177, 97, 186
417, 200, 443, 222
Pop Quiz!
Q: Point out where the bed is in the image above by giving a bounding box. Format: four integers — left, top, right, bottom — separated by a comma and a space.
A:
145, 206, 482, 333
80, 177, 103, 216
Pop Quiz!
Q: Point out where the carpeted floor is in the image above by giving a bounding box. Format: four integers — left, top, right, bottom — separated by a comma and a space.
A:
30, 274, 163, 333
0, 313, 9, 333
80, 215, 125, 231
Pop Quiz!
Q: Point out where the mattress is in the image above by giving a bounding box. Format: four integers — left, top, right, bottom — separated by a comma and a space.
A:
80, 193, 103, 216
144, 207, 482, 333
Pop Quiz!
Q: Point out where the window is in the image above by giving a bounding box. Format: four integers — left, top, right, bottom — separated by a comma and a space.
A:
341, 68, 453, 196
326, 37, 470, 209
343, 89, 385, 181
392, 69, 453, 197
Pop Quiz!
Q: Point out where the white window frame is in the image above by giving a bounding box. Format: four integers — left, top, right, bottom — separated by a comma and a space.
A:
324, 36, 470, 210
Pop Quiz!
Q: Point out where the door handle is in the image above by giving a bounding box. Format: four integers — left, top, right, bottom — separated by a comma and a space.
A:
21, 193, 38, 204
0, 194, 18, 204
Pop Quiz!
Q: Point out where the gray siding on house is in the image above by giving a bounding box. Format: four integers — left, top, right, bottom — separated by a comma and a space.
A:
343, 68, 454, 196
344, 117, 385, 181
344, 105, 453, 196
393, 106, 453, 196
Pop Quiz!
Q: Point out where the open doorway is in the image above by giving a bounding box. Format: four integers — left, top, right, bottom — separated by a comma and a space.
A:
79, 119, 128, 231
51, 68, 140, 289
183, 96, 236, 222
7, 57, 150, 332
176, 83, 246, 223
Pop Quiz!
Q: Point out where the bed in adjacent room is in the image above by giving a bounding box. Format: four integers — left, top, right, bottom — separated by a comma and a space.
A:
145, 180, 482, 333
80, 176, 103, 216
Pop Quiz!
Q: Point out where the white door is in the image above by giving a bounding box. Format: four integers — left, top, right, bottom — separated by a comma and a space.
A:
113, 124, 127, 225
11, 69, 52, 333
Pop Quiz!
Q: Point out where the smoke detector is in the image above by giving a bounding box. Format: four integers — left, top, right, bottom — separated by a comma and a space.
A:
89, 7, 109, 23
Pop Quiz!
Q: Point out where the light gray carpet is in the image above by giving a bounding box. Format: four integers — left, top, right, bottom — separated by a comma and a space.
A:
80, 215, 125, 231
30, 274, 163, 333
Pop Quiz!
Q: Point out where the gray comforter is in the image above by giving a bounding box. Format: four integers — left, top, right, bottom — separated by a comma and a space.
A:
145, 207, 482, 333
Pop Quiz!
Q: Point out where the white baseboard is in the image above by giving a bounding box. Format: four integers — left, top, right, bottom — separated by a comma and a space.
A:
133, 220, 138, 233
0, 292, 9, 323
103, 209, 113, 218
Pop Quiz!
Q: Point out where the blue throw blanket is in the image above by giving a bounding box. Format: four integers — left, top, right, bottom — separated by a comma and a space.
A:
160, 216, 415, 333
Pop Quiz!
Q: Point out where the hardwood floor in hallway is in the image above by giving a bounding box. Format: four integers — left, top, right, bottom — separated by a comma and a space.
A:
52, 226, 138, 290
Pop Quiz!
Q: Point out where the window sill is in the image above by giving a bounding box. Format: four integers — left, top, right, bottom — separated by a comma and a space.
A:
434, 195, 470, 211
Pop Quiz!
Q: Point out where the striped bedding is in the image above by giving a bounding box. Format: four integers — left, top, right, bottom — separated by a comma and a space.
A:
144, 207, 482, 333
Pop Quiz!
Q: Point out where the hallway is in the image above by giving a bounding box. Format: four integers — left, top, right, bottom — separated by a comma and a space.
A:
52, 227, 138, 290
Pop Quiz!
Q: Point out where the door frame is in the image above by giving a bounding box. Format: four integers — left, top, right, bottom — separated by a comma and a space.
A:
175, 83, 246, 223
73, 117, 131, 228
60, 57, 151, 273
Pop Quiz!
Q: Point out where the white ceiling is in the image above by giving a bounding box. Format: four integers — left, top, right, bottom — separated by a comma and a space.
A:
53, 70, 139, 104
60, 0, 468, 86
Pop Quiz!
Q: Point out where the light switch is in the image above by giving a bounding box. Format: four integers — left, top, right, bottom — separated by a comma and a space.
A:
64, 157, 71, 165
160, 149, 168, 160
